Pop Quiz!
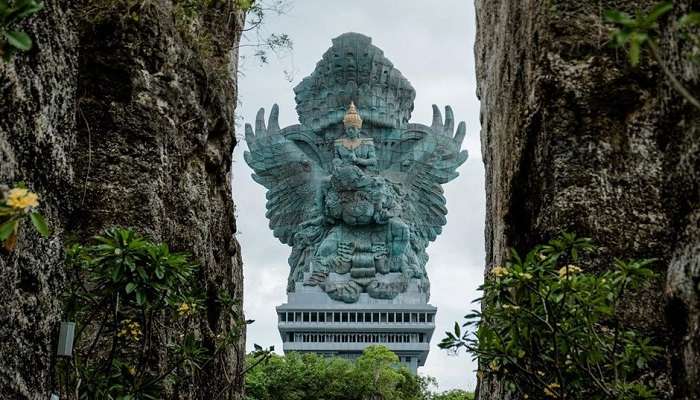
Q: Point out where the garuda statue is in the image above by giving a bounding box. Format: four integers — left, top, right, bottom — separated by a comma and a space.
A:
244, 33, 467, 303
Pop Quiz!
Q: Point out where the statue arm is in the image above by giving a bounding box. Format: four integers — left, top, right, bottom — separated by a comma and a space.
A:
355, 143, 377, 166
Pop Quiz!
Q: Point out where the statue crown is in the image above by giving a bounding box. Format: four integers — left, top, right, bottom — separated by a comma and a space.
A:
343, 102, 363, 129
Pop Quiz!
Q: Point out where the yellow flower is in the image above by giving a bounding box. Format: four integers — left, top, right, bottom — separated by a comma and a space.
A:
488, 360, 500, 371
178, 302, 193, 316
127, 366, 136, 376
502, 304, 520, 311
544, 382, 561, 398
558, 264, 582, 278
117, 319, 141, 341
520, 272, 533, 280
6, 188, 39, 210
491, 266, 509, 278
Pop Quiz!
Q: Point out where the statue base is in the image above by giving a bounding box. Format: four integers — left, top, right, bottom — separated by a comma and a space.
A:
276, 273, 436, 373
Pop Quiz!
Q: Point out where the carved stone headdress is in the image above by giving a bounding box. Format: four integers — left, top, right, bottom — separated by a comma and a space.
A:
343, 102, 363, 129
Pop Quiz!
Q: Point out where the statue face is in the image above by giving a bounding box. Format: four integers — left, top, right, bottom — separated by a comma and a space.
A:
345, 126, 360, 138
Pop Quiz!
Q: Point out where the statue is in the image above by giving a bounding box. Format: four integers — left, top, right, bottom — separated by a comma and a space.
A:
244, 33, 468, 303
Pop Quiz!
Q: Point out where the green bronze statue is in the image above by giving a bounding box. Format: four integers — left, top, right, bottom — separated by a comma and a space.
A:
244, 33, 468, 303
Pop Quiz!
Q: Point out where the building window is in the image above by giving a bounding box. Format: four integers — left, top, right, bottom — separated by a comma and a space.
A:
419, 313, 425, 323
372, 312, 379, 322
303, 312, 309, 322
411, 313, 418, 323
279, 313, 286, 322
319, 313, 325, 322
349, 313, 356, 322
388, 313, 395, 323
334, 312, 341, 322
295, 312, 302, 322
365, 312, 372, 322
342, 312, 348, 322
396, 313, 403, 323
419, 333, 425, 343
404, 312, 410, 322
312, 312, 318, 322
358, 313, 364, 322
427, 313, 433, 322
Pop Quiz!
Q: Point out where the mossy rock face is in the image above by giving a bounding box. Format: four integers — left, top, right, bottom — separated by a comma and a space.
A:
475, 0, 699, 399
0, 1, 246, 398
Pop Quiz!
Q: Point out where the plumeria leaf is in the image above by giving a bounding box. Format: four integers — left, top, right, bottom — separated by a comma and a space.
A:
29, 212, 49, 236
4, 30, 32, 51
0, 218, 17, 240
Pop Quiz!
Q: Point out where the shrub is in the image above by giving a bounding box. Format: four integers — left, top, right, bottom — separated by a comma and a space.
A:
58, 227, 246, 399
440, 233, 661, 400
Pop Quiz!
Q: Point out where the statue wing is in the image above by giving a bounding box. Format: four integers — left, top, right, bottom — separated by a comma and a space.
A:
243, 105, 325, 246
398, 105, 468, 246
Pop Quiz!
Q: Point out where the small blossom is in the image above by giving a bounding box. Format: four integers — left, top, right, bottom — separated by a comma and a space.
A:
558, 264, 582, 278
520, 272, 533, 280
544, 383, 561, 398
491, 266, 509, 278
502, 304, 521, 311
489, 360, 500, 371
127, 366, 136, 376
178, 302, 194, 316
117, 319, 141, 341
6, 188, 39, 211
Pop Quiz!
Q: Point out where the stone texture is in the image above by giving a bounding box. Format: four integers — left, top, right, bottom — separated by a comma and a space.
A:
0, 1, 245, 398
475, 0, 699, 398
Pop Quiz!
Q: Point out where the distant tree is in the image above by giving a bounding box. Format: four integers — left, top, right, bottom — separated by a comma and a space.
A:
432, 389, 475, 400
244, 345, 437, 400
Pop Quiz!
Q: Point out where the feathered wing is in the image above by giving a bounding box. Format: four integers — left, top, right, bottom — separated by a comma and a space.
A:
398, 105, 469, 250
243, 105, 325, 246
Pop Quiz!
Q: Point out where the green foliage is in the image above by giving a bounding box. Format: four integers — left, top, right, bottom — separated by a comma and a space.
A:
431, 389, 475, 400
245, 346, 438, 400
0, 0, 43, 61
605, 2, 700, 110
440, 233, 661, 400
0, 183, 49, 252
606, 2, 672, 66
58, 227, 249, 399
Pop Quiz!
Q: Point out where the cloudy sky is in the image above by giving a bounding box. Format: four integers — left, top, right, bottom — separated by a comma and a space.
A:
231, 0, 484, 392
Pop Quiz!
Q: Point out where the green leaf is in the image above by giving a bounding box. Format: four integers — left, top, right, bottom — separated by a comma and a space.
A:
125, 282, 136, 294
4, 30, 32, 51
0, 218, 17, 240
629, 34, 642, 66
136, 290, 146, 305
645, 2, 673, 24
29, 212, 49, 236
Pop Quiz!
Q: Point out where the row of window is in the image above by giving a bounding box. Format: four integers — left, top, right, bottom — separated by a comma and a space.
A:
285, 332, 426, 344
279, 311, 434, 324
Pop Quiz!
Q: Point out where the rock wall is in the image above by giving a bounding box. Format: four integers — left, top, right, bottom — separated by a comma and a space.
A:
475, 0, 699, 399
0, 1, 245, 398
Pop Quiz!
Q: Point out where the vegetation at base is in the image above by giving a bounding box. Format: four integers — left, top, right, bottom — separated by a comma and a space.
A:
440, 233, 661, 400
605, 1, 700, 110
0, 183, 49, 252
245, 346, 474, 400
0, 0, 43, 61
57, 227, 265, 399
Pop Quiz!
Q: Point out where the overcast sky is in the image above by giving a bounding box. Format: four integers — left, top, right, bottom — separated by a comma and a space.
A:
231, 0, 484, 392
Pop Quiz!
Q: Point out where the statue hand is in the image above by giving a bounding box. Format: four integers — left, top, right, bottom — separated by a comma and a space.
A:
430, 104, 467, 147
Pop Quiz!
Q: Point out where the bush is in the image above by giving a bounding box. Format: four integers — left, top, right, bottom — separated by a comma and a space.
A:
245, 345, 434, 400
440, 233, 661, 400
58, 227, 245, 399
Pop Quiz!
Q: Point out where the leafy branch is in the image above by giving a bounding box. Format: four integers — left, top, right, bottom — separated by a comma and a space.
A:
440, 233, 661, 400
0, 0, 43, 61
606, 2, 700, 110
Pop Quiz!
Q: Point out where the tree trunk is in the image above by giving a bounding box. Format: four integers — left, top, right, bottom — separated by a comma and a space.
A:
0, 1, 246, 398
475, 0, 699, 398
